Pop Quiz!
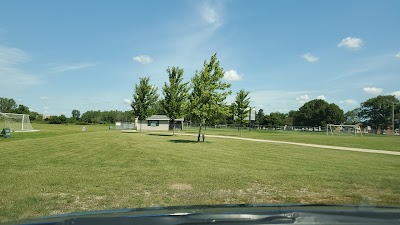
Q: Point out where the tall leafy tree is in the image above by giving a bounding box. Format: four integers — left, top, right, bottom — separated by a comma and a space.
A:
0, 97, 17, 113
293, 99, 344, 126
233, 89, 250, 136
189, 53, 232, 142
15, 104, 30, 114
131, 77, 159, 132
360, 95, 399, 132
72, 109, 80, 120
255, 109, 265, 126
344, 108, 361, 125
161, 66, 189, 135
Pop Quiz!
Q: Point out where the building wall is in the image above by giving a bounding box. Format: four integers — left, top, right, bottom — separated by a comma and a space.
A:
139, 120, 169, 131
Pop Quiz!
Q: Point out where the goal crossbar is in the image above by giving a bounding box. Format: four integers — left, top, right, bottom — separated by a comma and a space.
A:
326, 124, 362, 136
0, 112, 38, 132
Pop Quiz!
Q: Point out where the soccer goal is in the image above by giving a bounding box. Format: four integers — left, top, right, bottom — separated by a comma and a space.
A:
0, 113, 37, 132
326, 124, 362, 136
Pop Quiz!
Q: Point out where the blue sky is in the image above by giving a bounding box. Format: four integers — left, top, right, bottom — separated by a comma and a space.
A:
1, 0, 399, 116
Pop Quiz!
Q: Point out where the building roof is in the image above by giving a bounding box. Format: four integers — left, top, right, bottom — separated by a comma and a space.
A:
146, 115, 184, 121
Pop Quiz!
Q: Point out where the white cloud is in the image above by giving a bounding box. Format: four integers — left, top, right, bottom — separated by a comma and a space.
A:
340, 99, 358, 105
316, 95, 326, 100
390, 91, 400, 97
223, 70, 242, 81
123, 99, 132, 105
0, 45, 40, 88
18, 99, 22, 102
133, 55, 153, 64
199, 2, 222, 27
40, 96, 48, 100
301, 53, 319, 63
395, 52, 400, 59
338, 37, 363, 49
0, 46, 29, 65
296, 94, 310, 104
363, 87, 383, 95
43, 106, 49, 110
50, 62, 96, 73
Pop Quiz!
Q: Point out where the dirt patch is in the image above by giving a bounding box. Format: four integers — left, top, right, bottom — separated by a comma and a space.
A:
169, 183, 193, 190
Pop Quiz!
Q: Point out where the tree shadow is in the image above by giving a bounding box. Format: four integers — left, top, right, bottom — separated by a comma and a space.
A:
147, 133, 173, 137
169, 140, 199, 144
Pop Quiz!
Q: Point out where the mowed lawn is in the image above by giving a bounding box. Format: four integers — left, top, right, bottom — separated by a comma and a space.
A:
183, 127, 400, 151
1, 124, 400, 222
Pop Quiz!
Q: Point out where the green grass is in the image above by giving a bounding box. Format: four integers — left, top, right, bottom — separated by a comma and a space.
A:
1, 124, 400, 223
182, 126, 400, 151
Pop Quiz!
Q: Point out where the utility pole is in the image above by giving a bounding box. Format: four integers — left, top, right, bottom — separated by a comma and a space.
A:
393, 102, 395, 136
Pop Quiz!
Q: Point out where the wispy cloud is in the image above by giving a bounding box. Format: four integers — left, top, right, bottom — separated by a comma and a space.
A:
223, 70, 242, 81
49, 62, 96, 73
338, 37, 363, 49
0, 45, 40, 88
199, 1, 223, 28
363, 87, 383, 95
133, 55, 153, 64
296, 94, 310, 104
123, 99, 132, 105
395, 52, 400, 59
340, 99, 358, 105
40, 96, 48, 100
390, 91, 400, 97
246, 90, 309, 113
301, 53, 319, 63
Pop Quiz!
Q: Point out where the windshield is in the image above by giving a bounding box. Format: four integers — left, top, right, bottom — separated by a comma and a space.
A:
1, 0, 399, 224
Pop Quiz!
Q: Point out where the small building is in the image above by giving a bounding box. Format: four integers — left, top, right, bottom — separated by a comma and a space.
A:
137, 115, 184, 131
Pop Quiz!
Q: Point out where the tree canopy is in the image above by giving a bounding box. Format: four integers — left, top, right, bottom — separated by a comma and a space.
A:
161, 66, 189, 134
233, 89, 250, 135
189, 53, 231, 141
0, 97, 17, 113
293, 99, 344, 126
360, 95, 399, 131
72, 109, 80, 120
131, 77, 159, 131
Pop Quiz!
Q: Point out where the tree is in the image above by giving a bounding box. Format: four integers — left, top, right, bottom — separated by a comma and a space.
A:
360, 95, 399, 133
59, 114, 67, 123
0, 97, 17, 113
72, 109, 80, 120
233, 89, 250, 136
266, 112, 287, 127
189, 53, 232, 142
344, 108, 361, 125
15, 104, 30, 114
255, 109, 265, 126
131, 77, 159, 132
293, 99, 344, 127
160, 66, 189, 135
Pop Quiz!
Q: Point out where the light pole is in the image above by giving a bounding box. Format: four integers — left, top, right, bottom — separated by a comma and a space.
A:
393, 102, 395, 136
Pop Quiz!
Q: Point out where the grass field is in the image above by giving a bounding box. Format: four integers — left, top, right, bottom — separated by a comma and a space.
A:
183, 126, 400, 151
1, 124, 400, 223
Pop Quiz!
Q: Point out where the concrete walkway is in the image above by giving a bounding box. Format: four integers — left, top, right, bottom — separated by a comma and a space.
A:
173, 133, 400, 156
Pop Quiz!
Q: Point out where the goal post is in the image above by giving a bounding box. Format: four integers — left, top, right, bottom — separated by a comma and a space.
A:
326, 124, 362, 136
0, 113, 37, 132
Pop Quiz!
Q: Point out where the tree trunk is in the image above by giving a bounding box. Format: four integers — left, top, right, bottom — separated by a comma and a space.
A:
197, 123, 202, 142
202, 125, 206, 142
172, 120, 175, 136
139, 120, 142, 132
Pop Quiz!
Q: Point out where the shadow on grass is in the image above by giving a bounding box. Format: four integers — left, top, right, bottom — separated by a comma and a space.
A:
148, 133, 173, 137
169, 139, 200, 144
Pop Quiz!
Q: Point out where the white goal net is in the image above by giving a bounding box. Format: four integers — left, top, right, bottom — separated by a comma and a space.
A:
326, 124, 362, 136
0, 113, 37, 132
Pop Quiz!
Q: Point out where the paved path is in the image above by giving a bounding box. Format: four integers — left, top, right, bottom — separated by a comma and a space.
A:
172, 133, 400, 156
